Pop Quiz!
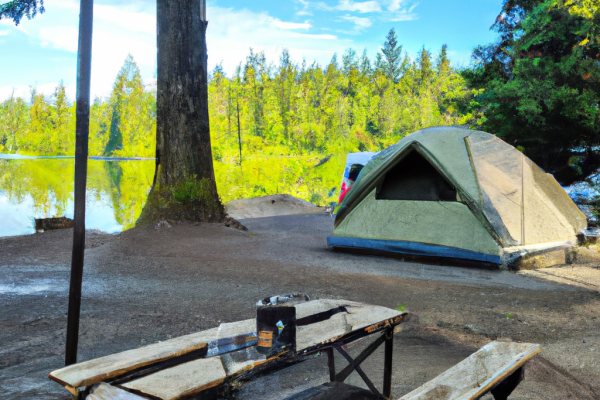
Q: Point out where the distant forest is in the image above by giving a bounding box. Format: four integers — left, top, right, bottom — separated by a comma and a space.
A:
0, 29, 475, 160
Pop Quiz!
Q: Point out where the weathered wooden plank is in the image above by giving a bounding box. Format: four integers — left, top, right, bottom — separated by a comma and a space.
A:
399, 342, 541, 400
344, 304, 402, 332
220, 346, 269, 376
295, 300, 403, 351
49, 327, 219, 389
207, 319, 257, 357
121, 356, 226, 400
296, 300, 353, 350
87, 383, 147, 400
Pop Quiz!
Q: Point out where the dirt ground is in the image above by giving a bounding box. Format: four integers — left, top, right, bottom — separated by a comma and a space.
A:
1, 212, 600, 399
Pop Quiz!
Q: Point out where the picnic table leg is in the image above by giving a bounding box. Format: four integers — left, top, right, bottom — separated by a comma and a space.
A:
490, 367, 524, 400
383, 328, 393, 399
326, 347, 336, 382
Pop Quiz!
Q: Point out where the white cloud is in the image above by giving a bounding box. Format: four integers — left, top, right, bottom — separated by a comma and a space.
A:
338, 15, 372, 33
206, 6, 349, 75
0, 30, 10, 36
336, 0, 381, 13
94, 3, 155, 34
39, 26, 79, 52
388, 3, 419, 21
290, 32, 337, 40
388, 0, 404, 12
271, 20, 312, 30
295, 0, 313, 16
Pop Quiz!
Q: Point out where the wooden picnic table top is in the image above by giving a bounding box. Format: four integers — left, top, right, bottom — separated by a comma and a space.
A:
49, 299, 406, 400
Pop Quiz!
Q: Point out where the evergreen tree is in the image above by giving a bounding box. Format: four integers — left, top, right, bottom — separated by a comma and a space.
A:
51, 81, 73, 155
359, 49, 372, 77
418, 46, 433, 88
436, 44, 451, 77
342, 48, 359, 75
465, 0, 600, 184
381, 28, 404, 83
105, 54, 145, 155
0, 90, 29, 153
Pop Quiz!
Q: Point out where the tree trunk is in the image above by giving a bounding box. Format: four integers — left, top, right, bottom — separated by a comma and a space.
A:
138, 0, 224, 224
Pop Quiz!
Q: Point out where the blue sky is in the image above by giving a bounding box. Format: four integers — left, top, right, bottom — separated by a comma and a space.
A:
0, 0, 503, 101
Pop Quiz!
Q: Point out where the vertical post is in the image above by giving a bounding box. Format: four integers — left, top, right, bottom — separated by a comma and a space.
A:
65, 0, 94, 367
236, 100, 242, 173
383, 328, 393, 399
326, 347, 336, 381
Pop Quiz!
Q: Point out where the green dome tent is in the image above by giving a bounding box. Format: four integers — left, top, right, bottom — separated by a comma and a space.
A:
328, 127, 587, 268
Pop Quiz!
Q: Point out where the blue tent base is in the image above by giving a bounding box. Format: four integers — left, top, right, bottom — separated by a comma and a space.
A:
327, 236, 502, 265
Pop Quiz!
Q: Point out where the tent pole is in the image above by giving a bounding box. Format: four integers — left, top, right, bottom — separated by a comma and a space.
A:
65, 0, 94, 367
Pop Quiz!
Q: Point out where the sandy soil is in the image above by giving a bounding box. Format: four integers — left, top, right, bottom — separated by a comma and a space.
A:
225, 194, 327, 219
1, 213, 600, 399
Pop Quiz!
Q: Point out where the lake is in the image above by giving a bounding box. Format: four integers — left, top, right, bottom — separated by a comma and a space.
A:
0, 153, 345, 238
0, 156, 155, 237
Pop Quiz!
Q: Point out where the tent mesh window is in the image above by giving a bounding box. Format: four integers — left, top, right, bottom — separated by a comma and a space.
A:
376, 150, 457, 201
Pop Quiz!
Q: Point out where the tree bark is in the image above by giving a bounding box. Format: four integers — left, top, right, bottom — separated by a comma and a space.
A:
139, 0, 224, 224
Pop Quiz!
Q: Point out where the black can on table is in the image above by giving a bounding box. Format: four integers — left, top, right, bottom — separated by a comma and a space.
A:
256, 293, 309, 356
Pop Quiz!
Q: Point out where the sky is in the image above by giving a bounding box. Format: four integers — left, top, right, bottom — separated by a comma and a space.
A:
0, 0, 504, 102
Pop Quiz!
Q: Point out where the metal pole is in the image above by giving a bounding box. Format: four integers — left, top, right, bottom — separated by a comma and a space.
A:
326, 347, 335, 382
65, 0, 94, 367
383, 328, 393, 399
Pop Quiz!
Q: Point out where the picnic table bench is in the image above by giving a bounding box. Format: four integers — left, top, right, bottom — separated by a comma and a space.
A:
49, 299, 539, 400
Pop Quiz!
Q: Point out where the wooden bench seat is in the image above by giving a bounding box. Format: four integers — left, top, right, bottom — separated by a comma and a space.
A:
398, 341, 540, 400
48, 318, 255, 391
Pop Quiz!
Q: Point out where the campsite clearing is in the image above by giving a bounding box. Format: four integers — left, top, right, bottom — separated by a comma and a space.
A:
1, 213, 599, 399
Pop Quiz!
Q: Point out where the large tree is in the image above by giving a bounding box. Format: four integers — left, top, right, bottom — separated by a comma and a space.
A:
465, 0, 600, 184
138, 0, 224, 223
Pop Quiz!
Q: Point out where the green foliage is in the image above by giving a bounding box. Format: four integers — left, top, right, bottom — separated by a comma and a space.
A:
0, 90, 29, 153
1, 36, 478, 205
0, 0, 44, 25
395, 304, 406, 312
105, 54, 156, 157
465, 0, 600, 184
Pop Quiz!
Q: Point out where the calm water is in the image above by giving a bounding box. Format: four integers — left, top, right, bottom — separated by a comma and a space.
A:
0, 155, 155, 237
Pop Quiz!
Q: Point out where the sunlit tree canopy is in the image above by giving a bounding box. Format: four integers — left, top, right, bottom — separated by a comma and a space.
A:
0, 0, 44, 25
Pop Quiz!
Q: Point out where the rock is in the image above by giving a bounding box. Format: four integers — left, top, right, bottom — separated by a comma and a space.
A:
155, 221, 172, 229
223, 216, 247, 231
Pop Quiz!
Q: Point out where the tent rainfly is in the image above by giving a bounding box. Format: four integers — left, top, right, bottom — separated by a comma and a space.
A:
328, 127, 587, 268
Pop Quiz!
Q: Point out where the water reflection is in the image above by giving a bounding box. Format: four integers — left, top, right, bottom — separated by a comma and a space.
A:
0, 157, 155, 237
0, 154, 344, 237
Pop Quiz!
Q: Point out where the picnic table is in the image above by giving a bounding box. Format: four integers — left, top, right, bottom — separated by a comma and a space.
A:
50, 299, 406, 400
49, 299, 540, 400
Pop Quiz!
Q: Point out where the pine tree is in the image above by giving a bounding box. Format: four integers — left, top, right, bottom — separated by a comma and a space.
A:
418, 46, 433, 88
0, 90, 29, 153
51, 81, 73, 155
105, 54, 145, 155
381, 28, 403, 83
436, 44, 451, 77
